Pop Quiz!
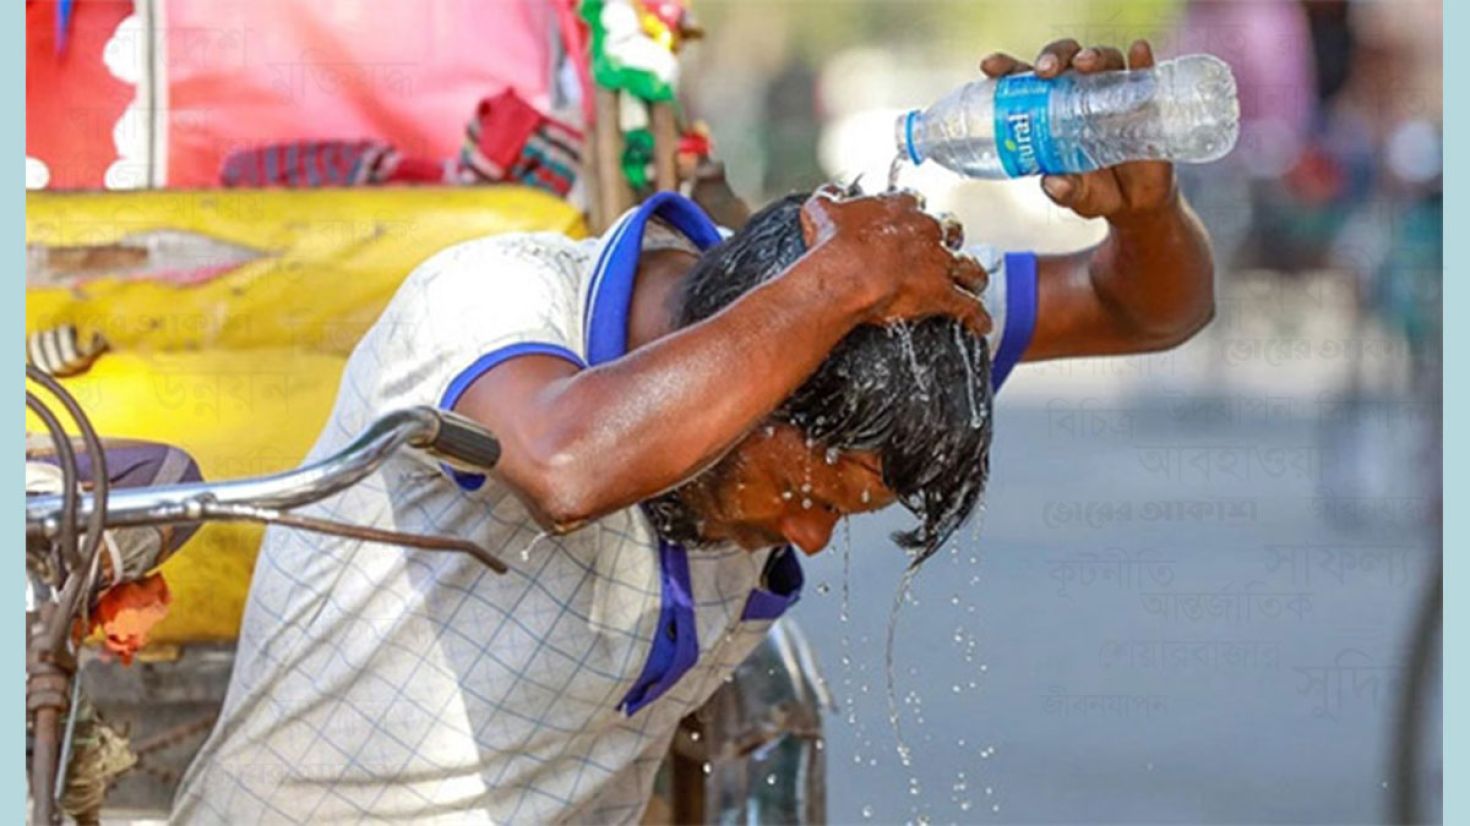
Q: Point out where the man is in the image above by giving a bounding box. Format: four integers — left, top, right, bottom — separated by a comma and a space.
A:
175, 39, 1213, 823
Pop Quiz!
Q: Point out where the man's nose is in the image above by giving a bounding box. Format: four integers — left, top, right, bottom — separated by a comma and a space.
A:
779, 510, 837, 555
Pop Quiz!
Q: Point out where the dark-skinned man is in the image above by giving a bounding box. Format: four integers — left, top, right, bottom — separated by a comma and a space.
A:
176, 39, 1213, 824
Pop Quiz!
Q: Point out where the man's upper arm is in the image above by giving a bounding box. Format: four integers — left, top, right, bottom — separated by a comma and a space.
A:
362, 237, 585, 487
1028, 244, 1155, 361
980, 241, 1153, 367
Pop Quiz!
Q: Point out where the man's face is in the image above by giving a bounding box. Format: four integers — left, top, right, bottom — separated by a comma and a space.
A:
682, 422, 898, 554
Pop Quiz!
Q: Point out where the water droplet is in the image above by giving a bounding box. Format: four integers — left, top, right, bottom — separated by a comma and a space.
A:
781, 490, 794, 501
960, 800, 972, 812
702, 762, 712, 775
992, 804, 1001, 813
816, 581, 831, 595
519, 531, 549, 562
688, 730, 701, 742
766, 773, 777, 786
985, 786, 993, 796
840, 519, 853, 623
860, 488, 872, 504
802, 497, 813, 510
862, 805, 875, 819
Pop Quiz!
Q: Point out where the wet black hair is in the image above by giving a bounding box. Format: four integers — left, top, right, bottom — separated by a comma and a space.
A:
646, 192, 994, 567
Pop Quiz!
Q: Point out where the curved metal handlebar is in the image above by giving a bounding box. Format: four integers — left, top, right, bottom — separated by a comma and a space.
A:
25, 406, 502, 539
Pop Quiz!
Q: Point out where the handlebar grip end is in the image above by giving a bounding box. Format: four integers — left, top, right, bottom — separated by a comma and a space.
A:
430, 412, 502, 472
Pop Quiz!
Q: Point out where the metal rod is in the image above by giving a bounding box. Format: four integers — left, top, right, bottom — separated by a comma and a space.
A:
200, 503, 509, 574
593, 87, 633, 229
1391, 556, 1441, 824
27, 368, 111, 811
27, 367, 111, 587
27, 407, 442, 536
584, 98, 608, 232
650, 101, 679, 192
31, 704, 60, 825
25, 392, 79, 573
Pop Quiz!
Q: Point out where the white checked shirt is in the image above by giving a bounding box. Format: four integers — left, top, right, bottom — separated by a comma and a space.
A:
173, 194, 1035, 824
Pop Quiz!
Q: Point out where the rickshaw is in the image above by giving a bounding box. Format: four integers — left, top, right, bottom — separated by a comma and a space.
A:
24, 1, 827, 821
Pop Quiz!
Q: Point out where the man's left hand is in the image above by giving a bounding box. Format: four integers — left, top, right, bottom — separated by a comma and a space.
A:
980, 38, 1178, 224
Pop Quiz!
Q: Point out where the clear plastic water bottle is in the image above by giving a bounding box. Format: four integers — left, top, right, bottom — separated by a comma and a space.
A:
895, 54, 1240, 179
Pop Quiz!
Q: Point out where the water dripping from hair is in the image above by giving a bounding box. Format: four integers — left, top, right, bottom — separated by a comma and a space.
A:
885, 563, 921, 768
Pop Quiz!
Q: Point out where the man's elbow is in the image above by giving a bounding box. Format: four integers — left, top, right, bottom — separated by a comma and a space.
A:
1119, 293, 1215, 354
1154, 296, 1215, 351
513, 441, 605, 534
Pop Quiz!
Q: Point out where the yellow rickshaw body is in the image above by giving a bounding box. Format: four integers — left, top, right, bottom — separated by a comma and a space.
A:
27, 185, 586, 643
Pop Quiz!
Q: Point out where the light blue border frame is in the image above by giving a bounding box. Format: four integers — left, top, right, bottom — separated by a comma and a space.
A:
7, 2, 26, 819
7, 5, 1456, 823
1443, 0, 1460, 820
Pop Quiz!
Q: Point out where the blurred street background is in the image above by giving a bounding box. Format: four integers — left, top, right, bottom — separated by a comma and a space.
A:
679, 1, 1442, 822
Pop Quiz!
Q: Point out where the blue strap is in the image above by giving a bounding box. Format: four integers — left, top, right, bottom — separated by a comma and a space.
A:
619, 536, 699, 716
740, 545, 805, 621
586, 194, 724, 717
991, 252, 1038, 391
585, 192, 723, 366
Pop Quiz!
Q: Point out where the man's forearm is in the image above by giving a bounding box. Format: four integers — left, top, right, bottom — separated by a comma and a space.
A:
471, 251, 871, 531
1090, 190, 1215, 347
1029, 189, 1215, 361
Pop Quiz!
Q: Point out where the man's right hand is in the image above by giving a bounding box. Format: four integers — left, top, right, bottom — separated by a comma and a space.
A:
798, 188, 992, 338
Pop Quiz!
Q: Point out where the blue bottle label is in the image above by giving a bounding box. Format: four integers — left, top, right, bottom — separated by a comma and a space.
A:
994, 73, 1083, 177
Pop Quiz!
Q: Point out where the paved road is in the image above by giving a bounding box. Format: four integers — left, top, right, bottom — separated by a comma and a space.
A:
791, 390, 1441, 824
